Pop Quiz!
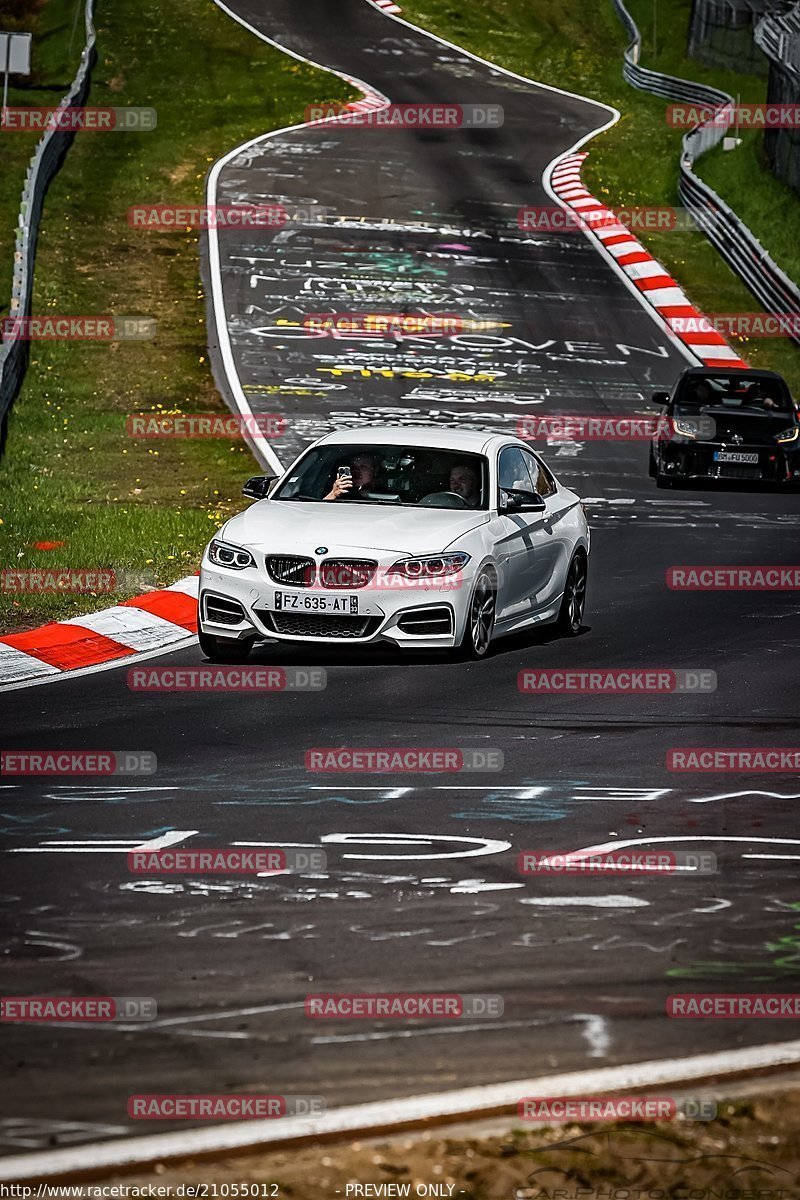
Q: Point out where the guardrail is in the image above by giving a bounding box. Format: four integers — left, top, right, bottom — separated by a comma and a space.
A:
611, 0, 800, 349
755, 4, 800, 193
756, 2, 800, 73
0, 0, 98, 438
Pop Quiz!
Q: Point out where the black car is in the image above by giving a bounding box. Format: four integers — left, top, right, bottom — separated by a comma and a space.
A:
649, 367, 800, 488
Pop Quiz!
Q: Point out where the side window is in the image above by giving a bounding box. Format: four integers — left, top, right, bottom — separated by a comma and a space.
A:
498, 447, 532, 493
523, 451, 556, 498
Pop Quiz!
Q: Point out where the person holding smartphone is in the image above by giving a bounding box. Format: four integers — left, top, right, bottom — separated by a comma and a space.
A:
323, 452, 377, 500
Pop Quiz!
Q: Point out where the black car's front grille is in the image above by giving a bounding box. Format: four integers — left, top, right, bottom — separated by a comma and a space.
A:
319, 559, 378, 589
265, 556, 316, 587
714, 464, 763, 480
258, 610, 383, 639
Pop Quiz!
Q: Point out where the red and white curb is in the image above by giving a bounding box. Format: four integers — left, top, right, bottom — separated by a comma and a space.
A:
369, 0, 403, 12
549, 153, 747, 370
344, 90, 390, 115
0, 576, 198, 690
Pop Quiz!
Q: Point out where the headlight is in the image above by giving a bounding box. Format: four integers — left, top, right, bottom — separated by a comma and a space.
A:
208, 540, 256, 570
387, 552, 471, 578
776, 426, 799, 444
672, 417, 699, 438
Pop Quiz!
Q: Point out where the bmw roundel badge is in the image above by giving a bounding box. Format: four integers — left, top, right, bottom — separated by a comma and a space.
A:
315, 546, 328, 554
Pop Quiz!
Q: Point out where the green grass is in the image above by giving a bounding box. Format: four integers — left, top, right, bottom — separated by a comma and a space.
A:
0, 0, 90, 292
695, 134, 800, 286
0, 0, 354, 632
398, 0, 800, 392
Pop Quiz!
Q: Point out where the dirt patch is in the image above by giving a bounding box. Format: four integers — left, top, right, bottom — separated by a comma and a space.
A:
78, 1085, 800, 1198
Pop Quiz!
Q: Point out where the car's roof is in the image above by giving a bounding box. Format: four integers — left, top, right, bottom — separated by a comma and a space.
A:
678, 366, 785, 381
315, 425, 514, 453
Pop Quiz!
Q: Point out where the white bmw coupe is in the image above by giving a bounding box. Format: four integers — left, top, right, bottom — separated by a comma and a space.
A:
199, 426, 590, 660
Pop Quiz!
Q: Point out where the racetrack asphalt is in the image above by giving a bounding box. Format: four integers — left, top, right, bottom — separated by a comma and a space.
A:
2, 0, 800, 1160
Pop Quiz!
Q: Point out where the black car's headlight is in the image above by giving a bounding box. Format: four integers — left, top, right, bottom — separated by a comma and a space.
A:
208, 540, 256, 570
776, 426, 799, 445
387, 552, 471, 578
672, 417, 700, 439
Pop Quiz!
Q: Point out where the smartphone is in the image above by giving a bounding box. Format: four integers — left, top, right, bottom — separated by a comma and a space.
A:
337, 466, 352, 480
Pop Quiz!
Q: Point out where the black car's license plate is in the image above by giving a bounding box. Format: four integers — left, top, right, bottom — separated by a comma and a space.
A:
714, 451, 759, 464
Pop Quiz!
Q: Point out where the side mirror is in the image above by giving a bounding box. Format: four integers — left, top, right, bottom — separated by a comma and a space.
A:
652, 391, 670, 406
500, 487, 547, 513
242, 474, 276, 500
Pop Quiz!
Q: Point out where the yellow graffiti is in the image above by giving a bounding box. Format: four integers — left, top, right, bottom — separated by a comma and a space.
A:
317, 367, 503, 381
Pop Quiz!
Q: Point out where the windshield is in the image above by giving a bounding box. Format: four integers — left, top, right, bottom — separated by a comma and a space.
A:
273, 444, 490, 509
675, 373, 795, 416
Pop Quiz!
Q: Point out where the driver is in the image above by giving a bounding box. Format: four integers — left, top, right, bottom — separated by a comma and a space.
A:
744, 381, 779, 410
324, 452, 377, 501
448, 462, 481, 507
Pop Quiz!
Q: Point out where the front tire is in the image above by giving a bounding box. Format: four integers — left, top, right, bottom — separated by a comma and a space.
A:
554, 552, 587, 637
456, 572, 496, 659
198, 629, 253, 662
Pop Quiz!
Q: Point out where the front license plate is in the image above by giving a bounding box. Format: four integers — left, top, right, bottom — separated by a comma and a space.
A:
713, 451, 759, 464
274, 591, 359, 614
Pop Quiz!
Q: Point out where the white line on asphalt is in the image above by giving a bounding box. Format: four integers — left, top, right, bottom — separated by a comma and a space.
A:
518, 895, 651, 907
5, 1040, 800, 1181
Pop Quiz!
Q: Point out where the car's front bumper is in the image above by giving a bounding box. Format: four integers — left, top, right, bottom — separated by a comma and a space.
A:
199, 563, 472, 649
657, 440, 800, 484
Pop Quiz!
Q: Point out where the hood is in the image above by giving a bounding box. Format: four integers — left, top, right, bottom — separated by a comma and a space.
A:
220, 500, 489, 557
686, 406, 797, 446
